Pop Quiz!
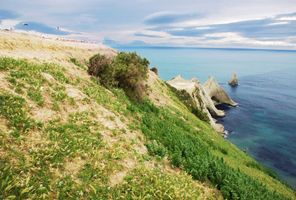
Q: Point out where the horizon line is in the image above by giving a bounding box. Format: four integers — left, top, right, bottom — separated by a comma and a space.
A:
113, 45, 296, 53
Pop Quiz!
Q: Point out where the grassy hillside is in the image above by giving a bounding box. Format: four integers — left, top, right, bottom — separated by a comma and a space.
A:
0, 31, 295, 199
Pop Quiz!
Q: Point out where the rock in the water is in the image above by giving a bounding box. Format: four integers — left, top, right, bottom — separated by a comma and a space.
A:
228, 73, 239, 87
204, 77, 237, 106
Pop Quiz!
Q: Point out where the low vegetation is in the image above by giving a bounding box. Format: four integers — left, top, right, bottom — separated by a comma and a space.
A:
0, 51, 295, 199
112, 167, 213, 199
132, 101, 290, 199
0, 57, 221, 199
70, 57, 87, 70
150, 67, 158, 75
0, 92, 34, 137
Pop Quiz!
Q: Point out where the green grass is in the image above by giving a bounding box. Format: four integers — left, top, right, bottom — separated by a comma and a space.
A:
0, 57, 70, 107
129, 101, 293, 200
0, 57, 79, 112
84, 56, 295, 199
50, 85, 68, 111
0, 92, 33, 137
245, 160, 279, 179
0, 111, 105, 199
112, 167, 205, 199
46, 112, 102, 159
82, 77, 132, 115
28, 86, 45, 106
145, 140, 167, 158
69, 57, 87, 70
0, 56, 295, 199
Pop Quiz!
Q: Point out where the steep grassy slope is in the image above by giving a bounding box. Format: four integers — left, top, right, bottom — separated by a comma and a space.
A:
145, 72, 296, 199
0, 31, 221, 199
0, 31, 295, 199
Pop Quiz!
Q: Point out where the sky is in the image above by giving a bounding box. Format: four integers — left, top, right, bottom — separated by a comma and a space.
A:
1, 0, 296, 49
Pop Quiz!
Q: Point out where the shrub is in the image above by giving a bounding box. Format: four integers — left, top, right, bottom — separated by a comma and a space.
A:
88, 54, 112, 85
146, 140, 167, 158
150, 67, 158, 75
111, 52, 149, 100
88, 52, 149, 101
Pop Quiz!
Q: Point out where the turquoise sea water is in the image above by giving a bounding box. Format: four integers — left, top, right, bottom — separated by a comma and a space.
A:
121, 47, 296, 188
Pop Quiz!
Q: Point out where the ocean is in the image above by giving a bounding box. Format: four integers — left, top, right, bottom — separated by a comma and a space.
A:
120, 47, 296, 188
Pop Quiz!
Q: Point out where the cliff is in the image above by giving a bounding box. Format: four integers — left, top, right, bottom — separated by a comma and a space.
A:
167, 75, 225, 133
204, 76, 237, 106
0, 31, 295, 200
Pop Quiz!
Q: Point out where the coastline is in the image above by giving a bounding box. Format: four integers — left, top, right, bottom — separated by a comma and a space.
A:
0, 30, 295, 198
218, 72, 296, 189
167, 75, 237, 134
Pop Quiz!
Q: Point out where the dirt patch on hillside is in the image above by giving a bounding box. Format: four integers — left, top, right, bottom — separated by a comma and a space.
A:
0, 117, 9, 132
66, 85, 87, 100
63, 157, 86, 178
42, 72, 56, 83
109, 157, 137, 186
31, 107, 55, 122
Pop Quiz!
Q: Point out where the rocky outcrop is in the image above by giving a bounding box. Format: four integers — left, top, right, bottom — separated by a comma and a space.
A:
204, 77, 237, 106
167, 75, 229, 133
228, 73, 239, 87
167, 75, 237, 133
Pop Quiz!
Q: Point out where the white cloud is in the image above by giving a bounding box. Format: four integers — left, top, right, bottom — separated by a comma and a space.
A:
276, 16, 296, 21
0, 19, 20, 29
1, 0, 296, 49
266, 21, 290, 26
136, 30, 171, 38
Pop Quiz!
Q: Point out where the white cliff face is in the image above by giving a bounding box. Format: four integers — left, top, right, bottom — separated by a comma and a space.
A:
167, 76, 222, 133
204, 77, 237, 106
167, 75, 237, 134
199, 85, 225, 117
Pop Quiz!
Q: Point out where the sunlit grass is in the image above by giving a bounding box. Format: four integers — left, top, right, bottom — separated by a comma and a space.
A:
0, 56, 294, 199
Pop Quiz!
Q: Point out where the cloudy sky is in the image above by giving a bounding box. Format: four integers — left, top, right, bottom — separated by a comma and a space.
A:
1, 0, 296, 49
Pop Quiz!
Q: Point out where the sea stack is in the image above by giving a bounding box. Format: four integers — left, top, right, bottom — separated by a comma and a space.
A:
228, 73, 239, 87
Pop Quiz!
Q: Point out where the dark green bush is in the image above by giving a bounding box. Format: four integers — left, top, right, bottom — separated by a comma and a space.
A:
146, 140, 167, 158
88, 54, 112, 85
88, 52, 149, 101
111, 52, 149, 100
150, 67, 158, 75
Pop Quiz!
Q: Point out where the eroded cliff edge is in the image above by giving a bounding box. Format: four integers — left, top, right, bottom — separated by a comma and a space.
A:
167, 75, 237, 133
